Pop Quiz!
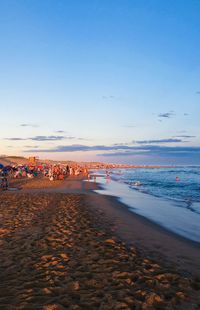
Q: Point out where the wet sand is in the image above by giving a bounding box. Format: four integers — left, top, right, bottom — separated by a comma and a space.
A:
0, 177, 200, 309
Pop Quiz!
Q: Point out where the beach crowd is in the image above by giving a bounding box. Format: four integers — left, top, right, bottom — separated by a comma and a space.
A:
0, 163, 89, 190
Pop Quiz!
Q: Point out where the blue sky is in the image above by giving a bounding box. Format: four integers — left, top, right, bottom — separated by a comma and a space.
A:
0, 0, 200, 164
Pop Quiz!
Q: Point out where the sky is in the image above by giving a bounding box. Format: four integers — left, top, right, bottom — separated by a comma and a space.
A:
0, 0, 200, 165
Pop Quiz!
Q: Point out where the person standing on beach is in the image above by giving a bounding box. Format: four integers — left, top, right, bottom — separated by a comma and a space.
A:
1, 176, 8, 190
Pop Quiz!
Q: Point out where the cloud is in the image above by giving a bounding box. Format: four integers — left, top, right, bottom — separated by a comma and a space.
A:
77, 137, 91, 141
136, 139, 183, 144
54, 133, 89, 140
4, 135, 86, 142
24, 144, 200, 163
173, 135, 196, 138
20, 123, 38, 127
98, 151, 146, 157
158, 111, 175, 119
5, 137, 27, 141
24, 144, 133, 153
30, 135, 66, 141
5, 136, 67, 142
98, 145, 200, 157
196, 91, 200, 94
24, 143, 200, 158
55, 130, 66, 133
113, 142, 131, 146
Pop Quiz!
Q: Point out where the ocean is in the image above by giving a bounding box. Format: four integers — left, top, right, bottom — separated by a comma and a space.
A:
92, 167, 200, 243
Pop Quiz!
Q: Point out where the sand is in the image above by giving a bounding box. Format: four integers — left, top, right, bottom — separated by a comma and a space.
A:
86, 193, 200, 277
0, 177, 200, 309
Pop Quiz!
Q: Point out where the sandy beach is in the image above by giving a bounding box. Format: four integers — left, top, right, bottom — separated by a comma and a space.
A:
0, 177, 200, 309
2, 0, 200, 308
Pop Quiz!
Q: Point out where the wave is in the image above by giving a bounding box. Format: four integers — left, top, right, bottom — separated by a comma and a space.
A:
107, 168, 200, 216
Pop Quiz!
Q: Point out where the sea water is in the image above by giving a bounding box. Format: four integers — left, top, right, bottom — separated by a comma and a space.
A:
92, 167, 200, 243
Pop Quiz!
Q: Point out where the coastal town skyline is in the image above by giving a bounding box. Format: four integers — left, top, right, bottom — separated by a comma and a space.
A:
1, 0, 200, 164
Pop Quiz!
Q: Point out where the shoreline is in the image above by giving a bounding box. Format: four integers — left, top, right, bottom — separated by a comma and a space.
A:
86, 191, 200, 276
89, 178, 200, 276
91, 174, 200, 244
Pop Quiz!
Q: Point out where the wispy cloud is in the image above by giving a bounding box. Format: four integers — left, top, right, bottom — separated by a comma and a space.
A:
54, 132, 89, 140
102, 95, 115, 99
55, 130, 66, 133
77, 137, 91, 141
24, 145, 39, 148
135, 138, 183, 144
158, 111, 175, 119
5, 135, 75, 142
20, 123, 39, 127
113, 142, 131, 146
30, 135, 66, 141
173, 135, 196, 138
5, 137, 27, 141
